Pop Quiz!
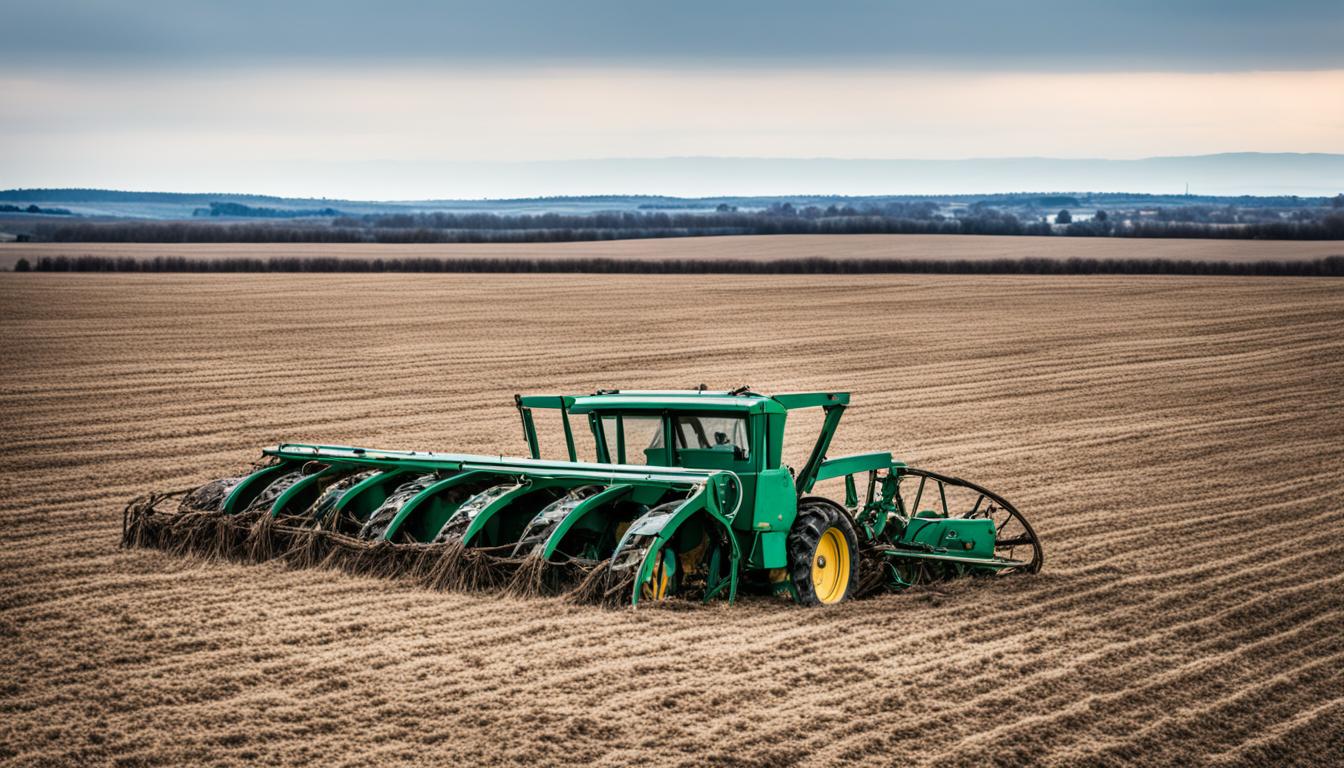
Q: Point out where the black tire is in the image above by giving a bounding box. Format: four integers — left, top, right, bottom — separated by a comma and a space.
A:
787, 500, 859, 606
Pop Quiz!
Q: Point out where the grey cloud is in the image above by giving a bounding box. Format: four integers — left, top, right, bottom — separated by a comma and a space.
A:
4, 0, 1342, 70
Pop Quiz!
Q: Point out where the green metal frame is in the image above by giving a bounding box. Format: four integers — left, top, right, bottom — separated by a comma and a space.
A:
613, 485, 741, 606
538, 484, 635, 559
195, 388, 1038, 606
384, 470, 497, 541
516, 394, 578, 461
458, 477, 586, 546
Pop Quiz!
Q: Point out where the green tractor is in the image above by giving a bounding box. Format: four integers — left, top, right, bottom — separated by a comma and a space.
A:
125, 389, 1041, 606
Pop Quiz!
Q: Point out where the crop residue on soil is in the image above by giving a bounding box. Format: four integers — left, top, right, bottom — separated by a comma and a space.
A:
2, 272, 1342, 767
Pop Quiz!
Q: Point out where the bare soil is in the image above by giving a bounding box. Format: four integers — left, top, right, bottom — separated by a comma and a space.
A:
3, 233, 1342, 270
2, 270, 1341, 767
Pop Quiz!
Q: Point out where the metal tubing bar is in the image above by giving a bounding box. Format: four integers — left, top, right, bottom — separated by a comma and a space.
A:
265, 443, 722, 486
616, 415, 626, 463
969, 493, 985, 517
797, 404, 846, 494
590, 414, 611, 464
519, 409, 541, 459
878, 548, 1031, 569
560, 401, 577, 461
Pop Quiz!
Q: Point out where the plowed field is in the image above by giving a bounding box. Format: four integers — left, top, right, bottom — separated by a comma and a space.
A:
2, 272, 1341, 767
3, 233, 1342, 269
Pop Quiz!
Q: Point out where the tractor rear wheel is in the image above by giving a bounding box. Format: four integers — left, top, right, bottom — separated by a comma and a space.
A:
787, 501, 858, 606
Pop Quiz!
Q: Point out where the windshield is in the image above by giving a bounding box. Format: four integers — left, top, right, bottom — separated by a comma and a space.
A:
599, 412, 749, 465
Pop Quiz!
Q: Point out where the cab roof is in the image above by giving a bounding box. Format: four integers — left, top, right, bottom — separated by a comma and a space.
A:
565, 389, 848, 415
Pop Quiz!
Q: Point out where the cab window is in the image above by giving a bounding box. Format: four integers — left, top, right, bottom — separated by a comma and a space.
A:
673, 415, 749, 460
600, 415, 663, 465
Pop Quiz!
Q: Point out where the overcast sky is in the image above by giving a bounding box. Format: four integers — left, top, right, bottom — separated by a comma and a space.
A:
2, 1, 1342, 197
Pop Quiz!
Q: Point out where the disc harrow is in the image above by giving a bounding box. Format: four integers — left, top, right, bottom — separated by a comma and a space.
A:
124, 389, 1042, 606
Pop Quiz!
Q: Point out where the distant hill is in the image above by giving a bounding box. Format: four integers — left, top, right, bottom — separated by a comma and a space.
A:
2, 153, 1340, 218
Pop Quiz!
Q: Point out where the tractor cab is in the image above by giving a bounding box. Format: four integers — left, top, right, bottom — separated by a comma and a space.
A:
575, 392, 764, 472
515, 389, 852, 553
511, 389, 901, 603
515, 388, 849, 476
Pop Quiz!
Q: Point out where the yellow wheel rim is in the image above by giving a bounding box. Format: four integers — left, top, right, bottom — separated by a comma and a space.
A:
811, 527, 850, 604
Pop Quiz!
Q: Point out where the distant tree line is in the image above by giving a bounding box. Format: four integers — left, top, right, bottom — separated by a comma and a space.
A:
1061, 215, 1344, 239
342, 200, 950, 229
192, 202, 345, 218
0, 203, 72, 215
24, 203, 1344, 243
33, 213, 1050, 243
21, 254, 1344, 277
34, 222, 374, 243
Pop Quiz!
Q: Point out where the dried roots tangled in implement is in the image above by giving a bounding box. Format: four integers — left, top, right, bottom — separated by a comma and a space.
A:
122, 489, 628, 606
123, 389, 1042, 607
